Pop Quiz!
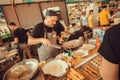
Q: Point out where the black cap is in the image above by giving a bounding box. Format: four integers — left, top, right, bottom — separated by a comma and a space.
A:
45, 10, 57, 16
102, 5, 107, 9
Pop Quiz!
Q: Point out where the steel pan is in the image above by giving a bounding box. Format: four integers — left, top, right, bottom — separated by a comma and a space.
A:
3, 59, 38, 80
62, 39, 84, 49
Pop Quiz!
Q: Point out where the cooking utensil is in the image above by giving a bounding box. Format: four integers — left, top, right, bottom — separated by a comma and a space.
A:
3, 59, 39, 80
62, 39, 84, 50
42, 59, 68, 77
50, 44, 61, 49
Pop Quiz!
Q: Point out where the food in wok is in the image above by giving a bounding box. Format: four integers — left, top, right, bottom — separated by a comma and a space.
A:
62, 39, 84, 49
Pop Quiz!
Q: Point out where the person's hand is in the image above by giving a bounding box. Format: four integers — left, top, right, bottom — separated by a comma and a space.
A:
58, 37, 64, 44
79, 36, 83, 40
41, 38, 51, 46
71, 32, 75, 35
110, 17, 114, 20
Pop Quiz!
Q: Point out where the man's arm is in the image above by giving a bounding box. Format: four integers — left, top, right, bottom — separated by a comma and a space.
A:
64, 30, 74, 35
111, 12, 118, 19
108, 12, 111, 19
14, 37, 18, 44
100, 57, 119, 80
57, 35, 64, 44
28, 36, 51, 46
97, 15, 100, 21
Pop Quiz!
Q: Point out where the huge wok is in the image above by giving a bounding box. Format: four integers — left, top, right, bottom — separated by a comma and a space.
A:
62, 39, 84, 50
3, 59, 39, 80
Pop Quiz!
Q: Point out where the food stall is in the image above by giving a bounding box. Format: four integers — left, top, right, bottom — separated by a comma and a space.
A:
0, 25, 104, 80
32, 27, 108, 80
33, 47, 101, 80
2, 42, 102, 80
0, 0, 114, 80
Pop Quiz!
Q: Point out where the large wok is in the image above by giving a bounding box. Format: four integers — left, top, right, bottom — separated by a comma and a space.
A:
62, 39, 84, 50
3, 59, 39, 80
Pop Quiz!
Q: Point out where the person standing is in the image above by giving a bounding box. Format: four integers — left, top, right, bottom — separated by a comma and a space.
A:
80, 11, 88, 27
98, 23, 120, 80
9, 22, 28, 59
98, 5, 111, 27
9, 22, 28, 44
88, 10, 94, 28
28, 10, 64, 61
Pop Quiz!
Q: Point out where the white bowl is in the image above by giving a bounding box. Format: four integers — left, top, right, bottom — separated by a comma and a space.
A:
42, 59, 68, 77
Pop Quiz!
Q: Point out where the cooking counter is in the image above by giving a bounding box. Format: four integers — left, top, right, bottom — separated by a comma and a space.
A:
1, 42, 101, 80
32, 47, 101, 80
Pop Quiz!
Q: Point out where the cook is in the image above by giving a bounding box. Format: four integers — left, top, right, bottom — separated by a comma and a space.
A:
28, 10, 64, 61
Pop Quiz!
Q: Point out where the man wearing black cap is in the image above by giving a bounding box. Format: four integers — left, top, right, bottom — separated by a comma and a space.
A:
28, 10, 64, 61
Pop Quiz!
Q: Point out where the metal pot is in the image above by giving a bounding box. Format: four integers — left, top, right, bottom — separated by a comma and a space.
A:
3, 59, 39, 80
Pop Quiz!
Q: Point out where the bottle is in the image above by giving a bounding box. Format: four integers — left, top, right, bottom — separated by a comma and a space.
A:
23, 50, 26, 60
96, 37, 100, 49
67, 50, 71, 57
67, 50, 75, 67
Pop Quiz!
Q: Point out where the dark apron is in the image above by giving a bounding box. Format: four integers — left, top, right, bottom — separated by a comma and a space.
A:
37, 26, 59, 61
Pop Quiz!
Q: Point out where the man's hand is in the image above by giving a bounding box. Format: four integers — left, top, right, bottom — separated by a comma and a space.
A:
58, 37, 64, 44
41, 38, 51, 46
79, 36, 83, 40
